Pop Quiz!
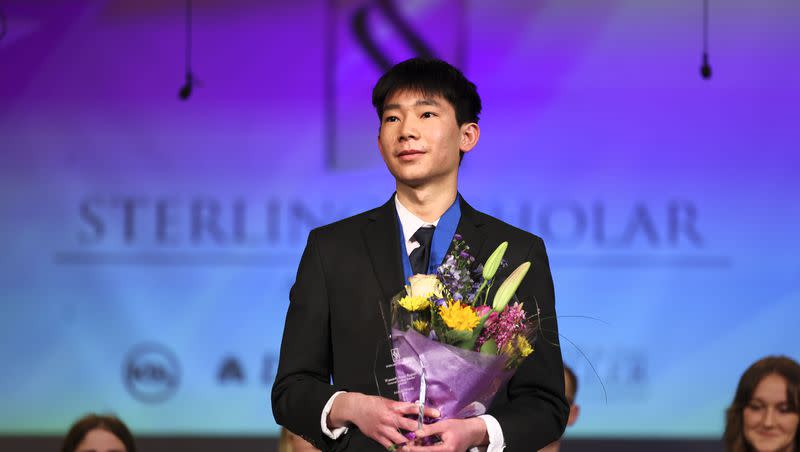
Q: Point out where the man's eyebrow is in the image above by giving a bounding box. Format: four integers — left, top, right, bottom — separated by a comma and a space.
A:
382, 98, 441, 113
415, 98, 441, 107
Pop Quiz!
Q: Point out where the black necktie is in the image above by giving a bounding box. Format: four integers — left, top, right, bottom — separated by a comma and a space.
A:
409, 226, 435, 275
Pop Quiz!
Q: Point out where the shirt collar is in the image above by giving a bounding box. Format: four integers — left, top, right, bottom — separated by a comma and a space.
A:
394, 194, 439, 244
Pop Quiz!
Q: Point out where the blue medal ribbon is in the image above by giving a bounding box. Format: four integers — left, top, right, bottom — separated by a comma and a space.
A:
398, 194, 461, 282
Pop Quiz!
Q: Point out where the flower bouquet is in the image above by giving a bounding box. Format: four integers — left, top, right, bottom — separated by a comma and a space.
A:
389, 234, 538, 430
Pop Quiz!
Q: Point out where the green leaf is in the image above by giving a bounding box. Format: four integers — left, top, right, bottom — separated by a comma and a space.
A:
458, 313, 491, 350
444, 329, 472, 345
480, 339, 498, 355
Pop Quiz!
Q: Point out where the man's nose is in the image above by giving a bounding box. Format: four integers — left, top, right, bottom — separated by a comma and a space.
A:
399, 118, 420, 141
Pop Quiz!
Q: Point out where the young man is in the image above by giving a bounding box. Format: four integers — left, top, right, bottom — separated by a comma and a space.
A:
272, 58, 569, 452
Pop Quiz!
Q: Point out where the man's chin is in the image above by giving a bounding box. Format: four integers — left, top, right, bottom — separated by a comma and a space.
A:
392, 172, 428, 188
396, 178, 430, 190
391, 169, 454, 190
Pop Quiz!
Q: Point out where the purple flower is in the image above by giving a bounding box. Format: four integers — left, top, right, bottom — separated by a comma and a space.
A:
454, 233, 462, 241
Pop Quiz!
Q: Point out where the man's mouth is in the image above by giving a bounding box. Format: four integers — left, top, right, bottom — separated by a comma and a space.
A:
397, 149, 424, 158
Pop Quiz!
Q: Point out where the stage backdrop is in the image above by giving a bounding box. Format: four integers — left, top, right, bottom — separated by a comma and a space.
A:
1, 0, 798, 439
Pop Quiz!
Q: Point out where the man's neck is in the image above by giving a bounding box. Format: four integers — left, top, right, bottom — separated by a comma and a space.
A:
395, 181, 458, 223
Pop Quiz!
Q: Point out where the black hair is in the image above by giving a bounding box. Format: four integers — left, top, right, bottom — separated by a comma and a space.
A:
372, 58, 481, 126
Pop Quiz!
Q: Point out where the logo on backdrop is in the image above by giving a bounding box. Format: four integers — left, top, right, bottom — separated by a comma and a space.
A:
563, 346, 649, 403
325, 0, 466, 170
67, 197, 706, 248
56, 196, 724, 268
215, 352, 279, 386
123, 342, 181, 403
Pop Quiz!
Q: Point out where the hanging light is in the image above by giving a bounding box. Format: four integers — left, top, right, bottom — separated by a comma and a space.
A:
178, 0, 200, 100
700, 0, 712, 80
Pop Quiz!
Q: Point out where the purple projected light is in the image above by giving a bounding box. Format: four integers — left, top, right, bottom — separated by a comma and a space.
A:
0, 0, 798, 439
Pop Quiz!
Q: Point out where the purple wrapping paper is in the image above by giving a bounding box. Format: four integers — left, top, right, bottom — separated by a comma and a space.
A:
392, 328, 514, 421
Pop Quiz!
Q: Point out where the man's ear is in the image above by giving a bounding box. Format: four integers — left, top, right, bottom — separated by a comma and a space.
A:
567, 404, 580, 427
459, 122, 480, 154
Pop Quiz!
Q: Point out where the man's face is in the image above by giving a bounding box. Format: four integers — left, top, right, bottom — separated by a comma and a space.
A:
377, 90, 477, 189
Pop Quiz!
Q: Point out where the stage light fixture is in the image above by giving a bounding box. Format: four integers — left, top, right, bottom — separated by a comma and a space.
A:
179, 73, 193, 100
178, 0, 200, 100
700, 0, 712, 80
700, 53, 712, 79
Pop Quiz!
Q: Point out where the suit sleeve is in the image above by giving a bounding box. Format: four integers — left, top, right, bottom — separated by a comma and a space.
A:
272, 230, 344, 450
486, 237, 570, 451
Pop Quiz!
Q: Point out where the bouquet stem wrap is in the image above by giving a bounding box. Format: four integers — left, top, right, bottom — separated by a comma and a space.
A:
392, 327, 514, 421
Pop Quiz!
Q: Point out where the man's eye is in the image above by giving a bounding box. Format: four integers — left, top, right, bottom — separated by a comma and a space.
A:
384, 116, 399, 123
421, 112, 436, 118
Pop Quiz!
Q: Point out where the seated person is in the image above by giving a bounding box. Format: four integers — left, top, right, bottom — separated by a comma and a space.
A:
279, 426, 321, 452
540, 365, 580, 452
61, 413, 136, 452
724, 355, 800, 452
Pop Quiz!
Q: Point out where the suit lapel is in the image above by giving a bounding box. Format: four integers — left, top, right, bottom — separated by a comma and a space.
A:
362, 196, 406, 315
456, 197, 488, 263
362, 197, 406, 401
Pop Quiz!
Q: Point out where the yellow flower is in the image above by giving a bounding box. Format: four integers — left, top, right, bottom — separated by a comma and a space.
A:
438, 301, 480, 332
516, 336, 533, 358
398, 295, 431, 312
412, 320, 429, 333
501, 336, 533, 358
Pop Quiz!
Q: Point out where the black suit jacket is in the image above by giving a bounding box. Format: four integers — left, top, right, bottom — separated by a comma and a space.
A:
272, 196, 569, 451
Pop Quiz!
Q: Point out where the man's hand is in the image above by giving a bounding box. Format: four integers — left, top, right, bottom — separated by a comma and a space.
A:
328, 392, 440, 450
405, 417, 488, 452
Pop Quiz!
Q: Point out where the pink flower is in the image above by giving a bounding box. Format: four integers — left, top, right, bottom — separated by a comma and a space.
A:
474, 305, 492, 318
477, 303, 527, 351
